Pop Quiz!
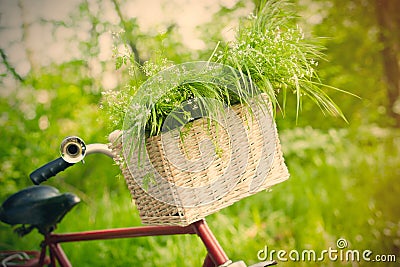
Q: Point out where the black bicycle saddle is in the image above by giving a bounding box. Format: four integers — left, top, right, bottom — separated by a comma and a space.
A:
0, 185, 80, 236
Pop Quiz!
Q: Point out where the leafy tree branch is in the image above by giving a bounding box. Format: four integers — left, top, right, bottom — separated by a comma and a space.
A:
0, 48, 23, 82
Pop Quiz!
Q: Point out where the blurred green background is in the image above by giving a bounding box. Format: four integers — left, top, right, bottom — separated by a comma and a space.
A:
0, 0, 399, 266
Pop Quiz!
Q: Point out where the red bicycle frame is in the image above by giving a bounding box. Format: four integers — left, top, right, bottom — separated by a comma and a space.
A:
32, 219, 229, 267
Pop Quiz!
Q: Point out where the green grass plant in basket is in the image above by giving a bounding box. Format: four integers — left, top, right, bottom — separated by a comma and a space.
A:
102, 0, 347, 226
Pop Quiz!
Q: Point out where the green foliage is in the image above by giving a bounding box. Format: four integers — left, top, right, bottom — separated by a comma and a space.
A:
0, 61, 99, 195
2, 126, 398, 266
102, 0, 346, 163
1, 0, 399, 266
208, 126, 400, 266
293, 0, 387, 128
101, 85, 135, 130
215, 0, 348, 121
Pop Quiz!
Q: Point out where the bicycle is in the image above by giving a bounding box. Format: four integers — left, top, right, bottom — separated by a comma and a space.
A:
0, 136, 276, 267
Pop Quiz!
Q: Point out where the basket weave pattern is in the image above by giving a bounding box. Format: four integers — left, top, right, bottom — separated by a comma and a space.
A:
109, 95, 289, 226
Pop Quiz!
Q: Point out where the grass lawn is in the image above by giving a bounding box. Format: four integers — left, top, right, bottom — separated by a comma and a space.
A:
1, 126, 399, 266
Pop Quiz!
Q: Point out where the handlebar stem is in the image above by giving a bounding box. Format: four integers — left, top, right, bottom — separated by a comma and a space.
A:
85, 144, 114, 158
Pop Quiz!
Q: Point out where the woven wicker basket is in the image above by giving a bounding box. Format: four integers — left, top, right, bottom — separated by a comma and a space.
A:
109, 94, 289, 226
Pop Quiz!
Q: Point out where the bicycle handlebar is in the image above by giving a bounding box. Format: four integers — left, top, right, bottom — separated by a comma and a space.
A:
30, 136, 114, 185
30, 157, 73, 185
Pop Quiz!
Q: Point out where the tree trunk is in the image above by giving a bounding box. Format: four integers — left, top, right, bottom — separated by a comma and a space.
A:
375, 0, 400, 127
111, 0, 144, 66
